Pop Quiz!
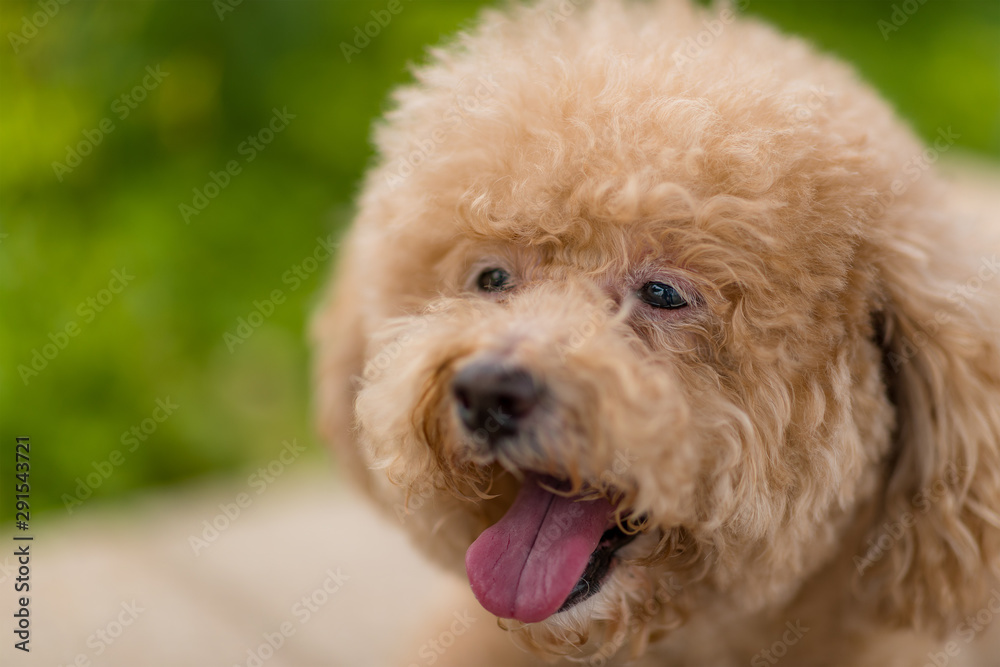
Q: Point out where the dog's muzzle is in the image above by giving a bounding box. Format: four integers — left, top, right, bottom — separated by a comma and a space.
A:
450, 360, 642, 623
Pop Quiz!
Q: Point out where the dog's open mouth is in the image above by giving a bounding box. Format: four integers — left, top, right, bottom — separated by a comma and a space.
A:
465, 474, 638, 623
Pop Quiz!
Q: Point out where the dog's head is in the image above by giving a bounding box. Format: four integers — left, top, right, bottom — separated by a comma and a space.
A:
314, 0, 1000, 659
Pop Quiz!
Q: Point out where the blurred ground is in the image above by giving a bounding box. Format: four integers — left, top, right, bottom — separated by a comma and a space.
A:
6, 461, 1000, 667
0, 470, 468, 667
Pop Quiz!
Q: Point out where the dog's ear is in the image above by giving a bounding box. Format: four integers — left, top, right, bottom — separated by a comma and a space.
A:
312, 230, 374, 495
867, 209, 1000, 630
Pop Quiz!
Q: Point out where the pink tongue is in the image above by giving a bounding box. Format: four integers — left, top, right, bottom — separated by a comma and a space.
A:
465, 476, 613, 623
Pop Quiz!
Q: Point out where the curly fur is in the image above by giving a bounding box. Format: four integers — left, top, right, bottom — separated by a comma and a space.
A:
312, 1, 1000, 664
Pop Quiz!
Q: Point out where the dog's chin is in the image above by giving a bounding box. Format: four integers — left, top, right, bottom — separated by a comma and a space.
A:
487, 525, 694, 664
494, 544, 683, 663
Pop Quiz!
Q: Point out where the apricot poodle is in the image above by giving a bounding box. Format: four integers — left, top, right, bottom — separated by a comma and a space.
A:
313, 1, 1000, 664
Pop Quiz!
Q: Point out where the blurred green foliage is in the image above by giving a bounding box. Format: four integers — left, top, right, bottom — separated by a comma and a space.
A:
1, 0, 998, 516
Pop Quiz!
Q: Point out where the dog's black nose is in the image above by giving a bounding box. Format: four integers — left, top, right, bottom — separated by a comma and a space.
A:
452, 362, 540, 441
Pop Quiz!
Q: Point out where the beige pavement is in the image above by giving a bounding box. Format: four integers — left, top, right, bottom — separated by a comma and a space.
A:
2, 469, 468, 667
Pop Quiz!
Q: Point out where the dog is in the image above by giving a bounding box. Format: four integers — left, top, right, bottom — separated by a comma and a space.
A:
313, 1, 1000, 664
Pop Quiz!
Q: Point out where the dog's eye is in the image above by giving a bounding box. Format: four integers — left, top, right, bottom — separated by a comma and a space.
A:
477, 268, 512, 293
638, 281, 687, 309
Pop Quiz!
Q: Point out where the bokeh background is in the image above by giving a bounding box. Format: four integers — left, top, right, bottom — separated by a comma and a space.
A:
2, 0, 999, 519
